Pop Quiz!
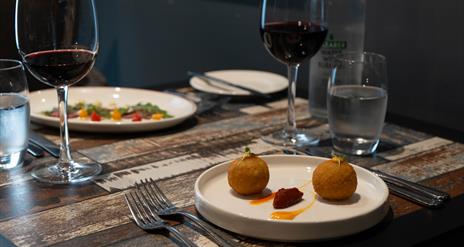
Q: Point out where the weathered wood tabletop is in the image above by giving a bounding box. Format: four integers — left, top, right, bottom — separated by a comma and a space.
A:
0, 88, 463, 246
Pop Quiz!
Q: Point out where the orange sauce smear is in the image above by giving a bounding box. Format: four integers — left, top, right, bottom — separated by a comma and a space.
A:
248, 180, 316, 220
249, 192, 276, 205
271, 193, 317, 220
298, 180, 312, 192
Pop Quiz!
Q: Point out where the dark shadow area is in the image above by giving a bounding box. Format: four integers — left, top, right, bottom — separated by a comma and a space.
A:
375, 140, 403, 153
229, 188, 273, 200
316, 193, 361, 205
387, 112, 464, 143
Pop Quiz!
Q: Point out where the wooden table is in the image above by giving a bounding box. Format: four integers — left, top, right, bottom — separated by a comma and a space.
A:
1, 88, 463, 246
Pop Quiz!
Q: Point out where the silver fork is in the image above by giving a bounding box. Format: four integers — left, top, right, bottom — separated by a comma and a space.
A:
136, 179, 240, 247
124, 189, 198, 247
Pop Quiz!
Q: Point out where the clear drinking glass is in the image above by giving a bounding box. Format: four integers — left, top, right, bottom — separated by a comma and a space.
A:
0, 59, 30, 169
260, 0, 328, 147
15, 0, 102, 183
327, 51, 388, 155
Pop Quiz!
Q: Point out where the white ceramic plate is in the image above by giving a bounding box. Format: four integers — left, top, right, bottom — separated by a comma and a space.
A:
29, 87, 197, 133
195, 155, 389, 242
189, 70, 287, 96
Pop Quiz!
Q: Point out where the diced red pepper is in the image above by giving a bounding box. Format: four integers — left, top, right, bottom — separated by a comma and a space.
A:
131, 112, 142, 122
90, 111, 102, 121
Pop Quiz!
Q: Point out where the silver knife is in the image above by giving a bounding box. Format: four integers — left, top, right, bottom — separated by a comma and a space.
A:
187, 71, 272, 99
27, 141, 45, 157
29, 132, 60, 158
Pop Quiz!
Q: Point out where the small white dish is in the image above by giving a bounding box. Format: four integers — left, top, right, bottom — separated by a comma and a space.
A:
29, 87, 197, 133
189, 70, 287, 96
194, 155, 389, 242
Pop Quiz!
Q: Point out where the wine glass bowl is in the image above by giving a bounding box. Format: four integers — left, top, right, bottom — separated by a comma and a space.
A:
260, 21, 328, 65
260, 0, 328, 147
15, 0, 101, 184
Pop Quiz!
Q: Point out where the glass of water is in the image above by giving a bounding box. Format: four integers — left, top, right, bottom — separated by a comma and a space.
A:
0, 59, 30, 169
327, 52, 388, 156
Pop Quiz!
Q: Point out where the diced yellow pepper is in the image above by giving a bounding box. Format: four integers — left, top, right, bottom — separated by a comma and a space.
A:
79, 108, 88, 119
151, 113, 164, 120
111, 109, 122, 121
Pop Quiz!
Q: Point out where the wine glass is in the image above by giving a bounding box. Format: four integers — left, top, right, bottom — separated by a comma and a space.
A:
260, 0, 328, 146
15, 0, 102, 184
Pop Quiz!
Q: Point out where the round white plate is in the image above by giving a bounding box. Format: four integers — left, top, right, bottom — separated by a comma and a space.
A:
195, 155, 389, 242
189, 70, 287, 96
29, 87, 197, 133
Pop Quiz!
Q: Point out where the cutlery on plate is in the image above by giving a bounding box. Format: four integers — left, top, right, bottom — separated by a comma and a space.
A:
124, 190, 198, 247
163, 90, 231, 115
27, 141, 45, 158
282, 148, 449, 208
135, 179, 240, 247
29, 132, 60, 158
187, 71, 271, 99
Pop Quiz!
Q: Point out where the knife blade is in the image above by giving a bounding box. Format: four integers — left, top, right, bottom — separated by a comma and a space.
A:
29, 132, 60, 158
187, 71, 272, 99
27, 141, 45, 158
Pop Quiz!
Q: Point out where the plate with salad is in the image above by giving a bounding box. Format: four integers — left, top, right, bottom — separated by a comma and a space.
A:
29, 87, 197, 133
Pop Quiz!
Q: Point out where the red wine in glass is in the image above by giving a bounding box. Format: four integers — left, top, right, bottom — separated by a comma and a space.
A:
24, 49, 96, 87
260, 21, 328, 65
260, 0, 328, 147
16, 0, 101, 184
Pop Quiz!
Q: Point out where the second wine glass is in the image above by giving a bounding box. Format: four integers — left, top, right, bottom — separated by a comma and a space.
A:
260, 0, 328, 146
15, 0, 101, 184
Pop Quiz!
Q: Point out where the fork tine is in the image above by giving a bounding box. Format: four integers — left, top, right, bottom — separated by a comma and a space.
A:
127, 189, 199, 247
139, 180, 164, 211
142, 179, 170, 209
130, 190, 153, 225
134, 185, 163, 223
139, 179, 168, 209
125, 192, 147, 226
149, 178, 175, 207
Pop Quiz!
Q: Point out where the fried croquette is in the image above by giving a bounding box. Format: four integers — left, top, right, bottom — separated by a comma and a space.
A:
312, 156, 357, 201
228, 147, 270, 196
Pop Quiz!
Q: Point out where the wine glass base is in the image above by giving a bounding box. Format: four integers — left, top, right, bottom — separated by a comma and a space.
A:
31, 161, 102, 184
262, 129, 319, 147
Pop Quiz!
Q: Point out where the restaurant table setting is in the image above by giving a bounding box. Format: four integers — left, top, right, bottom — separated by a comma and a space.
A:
1, 0, 463, 246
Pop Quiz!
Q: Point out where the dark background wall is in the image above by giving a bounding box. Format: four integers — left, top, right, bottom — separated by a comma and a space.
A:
364, 0, 464, 133
1, 0, 463, 133
93, 0, 289, 87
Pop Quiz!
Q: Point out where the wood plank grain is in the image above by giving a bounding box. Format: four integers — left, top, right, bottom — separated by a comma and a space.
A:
10, 97, 462, 246
420, 166, 464, 198
0, 191, 130, 246
378, 137, 453, 161
0, 179, 107, 222
0, 170, 217, 247
378, 166, 464, 218
95, 139, 280, 192
79, 104, 315, 164
50, 220, 224, 247
380, 124, 431, 146
0, 154, 108, 222
373, 143, 464, 182
2, 153, 463, 246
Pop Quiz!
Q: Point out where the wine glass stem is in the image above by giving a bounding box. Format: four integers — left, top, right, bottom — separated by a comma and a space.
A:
286, 64, 299, 134
56, 86, 74, 167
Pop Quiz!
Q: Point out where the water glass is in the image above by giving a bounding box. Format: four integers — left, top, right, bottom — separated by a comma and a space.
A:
0, 59, 30, 169
327, 52, 388, 155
